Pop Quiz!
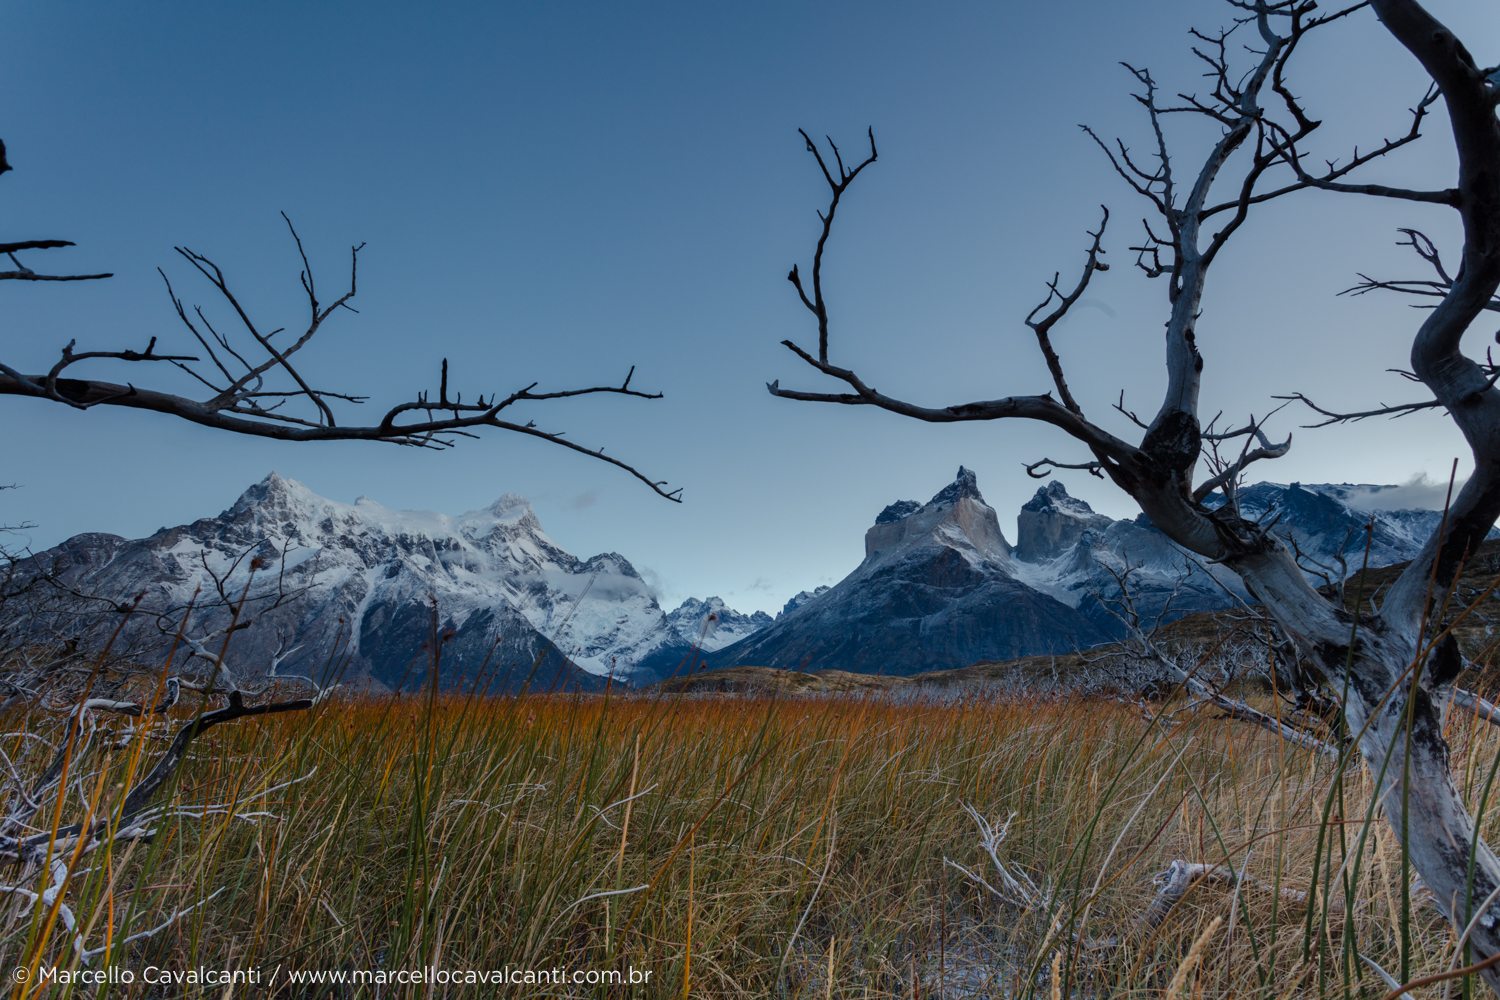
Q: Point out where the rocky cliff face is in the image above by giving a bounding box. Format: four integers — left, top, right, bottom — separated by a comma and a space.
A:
703, 468, 1109, 674
11, 474, 768, 692
779, 586, 831, 617
1015, 480, 1112, 561
1213, 482, 1445, 577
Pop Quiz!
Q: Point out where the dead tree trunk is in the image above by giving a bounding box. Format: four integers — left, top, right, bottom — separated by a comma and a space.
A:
1230, 541, 1500, 992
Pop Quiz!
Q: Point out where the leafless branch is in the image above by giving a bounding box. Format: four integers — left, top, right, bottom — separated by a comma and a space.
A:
1026, 207, 1111, 416
785, 128, 879, 365
771, 132, 1145, 483
0, 143, 679, 501
1025, 457, 1105, 479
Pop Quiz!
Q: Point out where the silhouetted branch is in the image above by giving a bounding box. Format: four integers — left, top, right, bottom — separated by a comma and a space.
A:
772, 132, 1143, 481
1026, 207, 1110, 416
1025, 457, 1104, 479
785, 128, 878, 365
0, 141, 680, 502
1274, 390, 1445, 427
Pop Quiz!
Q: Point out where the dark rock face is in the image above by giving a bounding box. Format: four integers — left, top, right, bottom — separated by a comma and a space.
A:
779, 586, 831, 618
710, 543, 1106, 675
875, 500, 921, 525
925, 466, 982, 508
357, 604, 583, 693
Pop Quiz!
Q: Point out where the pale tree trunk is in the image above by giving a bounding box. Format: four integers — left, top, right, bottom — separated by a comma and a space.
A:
1230, 543, 1500, 992
1348, 664, 1500, 992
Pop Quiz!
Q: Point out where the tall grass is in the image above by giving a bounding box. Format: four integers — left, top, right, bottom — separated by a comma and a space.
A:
3, 686, 1498, 997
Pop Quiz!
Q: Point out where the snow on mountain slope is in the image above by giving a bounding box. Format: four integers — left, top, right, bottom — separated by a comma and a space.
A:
18, 468, 1469, 688
1007, 482, 1240, 624
1212, 482, 1457, 577
779, 586, 831, 618
236, 474, 673, 678
664, 598, 774, 652
16, 474, 770, 690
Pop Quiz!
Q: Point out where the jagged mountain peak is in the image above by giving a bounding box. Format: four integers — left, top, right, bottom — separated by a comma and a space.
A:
674, 595, 726, 614
708, 465, 1098, 675
454, 492, 544, 540
482, 492, 536, 523
664, 596, 773, 652
1015, 480, 1112, 562
234, 480, 548, 552
869, 468, 990, 531
864, 467, 1010, 564
926, 466, 983, 509
230, 471, 320, 512
669, 595, 773, 623
1021, 480, 1095, 514
780, 585, 831, 618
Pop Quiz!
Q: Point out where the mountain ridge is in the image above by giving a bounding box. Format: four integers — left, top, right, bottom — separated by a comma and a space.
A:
703, 467, 1464, 674
8, 468, 1473, 688
12, 473, 757, 692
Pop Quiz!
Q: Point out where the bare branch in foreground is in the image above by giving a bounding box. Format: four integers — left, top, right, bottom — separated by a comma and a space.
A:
1, 141, 680, 501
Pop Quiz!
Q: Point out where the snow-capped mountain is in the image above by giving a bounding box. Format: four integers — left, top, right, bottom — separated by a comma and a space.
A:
13, 474, 768, 692
1008, 481, 1238, 626
15, 469, 1469, 688
664, 597, 773, 652
703, 468, 1111, 675
705, 468, 1462, 674
1210, 482, 1446, 577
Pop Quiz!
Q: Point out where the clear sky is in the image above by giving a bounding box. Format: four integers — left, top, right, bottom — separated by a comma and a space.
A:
3, 1, 1491, 613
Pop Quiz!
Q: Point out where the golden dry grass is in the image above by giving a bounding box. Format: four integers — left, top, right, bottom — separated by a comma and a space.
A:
5, 688, 1500, 998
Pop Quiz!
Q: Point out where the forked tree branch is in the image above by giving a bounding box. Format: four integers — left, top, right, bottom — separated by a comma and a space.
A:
771, 133, 1145, 480
785, 127, 878, 365
1026, 206, 1110, 417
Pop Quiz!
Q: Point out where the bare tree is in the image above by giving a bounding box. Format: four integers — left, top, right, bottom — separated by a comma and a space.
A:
771, 0, 1500, 987
0, 138, 679, 501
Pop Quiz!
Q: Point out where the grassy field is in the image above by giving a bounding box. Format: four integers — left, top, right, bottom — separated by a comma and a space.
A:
5, 684, 1500, 998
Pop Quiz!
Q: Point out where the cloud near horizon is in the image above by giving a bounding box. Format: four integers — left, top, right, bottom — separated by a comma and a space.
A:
1340, 474, 1469, 513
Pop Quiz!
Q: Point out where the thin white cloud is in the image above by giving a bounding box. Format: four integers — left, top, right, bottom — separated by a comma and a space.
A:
1341, 474, 1466, 513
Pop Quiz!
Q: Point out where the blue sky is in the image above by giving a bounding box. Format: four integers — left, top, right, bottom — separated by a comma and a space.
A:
3, 1, 1491, 613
